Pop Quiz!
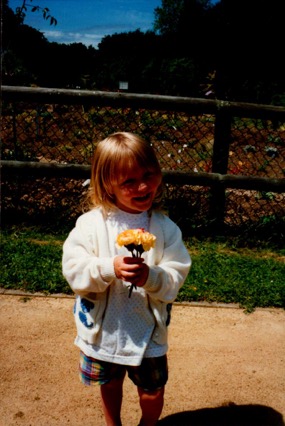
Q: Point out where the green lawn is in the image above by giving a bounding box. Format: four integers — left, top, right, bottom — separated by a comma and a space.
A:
1, 228, 284, 312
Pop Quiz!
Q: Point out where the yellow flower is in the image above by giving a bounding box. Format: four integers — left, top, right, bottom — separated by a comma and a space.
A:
117, 228, 156, 253
140, 230, 156, 251
116, 229, 156, 298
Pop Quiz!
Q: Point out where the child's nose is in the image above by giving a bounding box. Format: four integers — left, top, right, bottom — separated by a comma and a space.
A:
138, 181, 148, 191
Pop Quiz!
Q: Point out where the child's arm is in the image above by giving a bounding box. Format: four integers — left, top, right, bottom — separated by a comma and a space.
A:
62, 222, 116, 295
144, 217, 191, 303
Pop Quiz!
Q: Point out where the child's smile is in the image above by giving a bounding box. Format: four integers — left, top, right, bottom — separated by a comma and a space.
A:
111, 166, 162, 213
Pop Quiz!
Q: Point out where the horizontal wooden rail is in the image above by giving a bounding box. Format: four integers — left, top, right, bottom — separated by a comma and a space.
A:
2, 161, 285, 193
2, 86, 285, 228
2, 85, 285, 119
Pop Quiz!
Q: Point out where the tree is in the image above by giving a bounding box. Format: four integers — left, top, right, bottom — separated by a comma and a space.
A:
15, 0, 57, 25
210, 0, 285, 103
154, 0, 212, 37
40, 42, 98, 89
153, 0, 285, 103
96, 30, 161, 92
152, 0, 215, 96
2, 0, 284, 103
2, 0, 51, 85
153, 0, 185, 35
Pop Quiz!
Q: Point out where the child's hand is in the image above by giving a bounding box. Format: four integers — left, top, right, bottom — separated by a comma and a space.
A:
114, 255, 149, 288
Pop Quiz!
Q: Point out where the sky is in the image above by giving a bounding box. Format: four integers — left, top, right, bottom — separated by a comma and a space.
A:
8, 0, 162, 48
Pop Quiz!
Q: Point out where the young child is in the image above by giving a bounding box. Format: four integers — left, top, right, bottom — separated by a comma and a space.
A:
62, 132, 191, 426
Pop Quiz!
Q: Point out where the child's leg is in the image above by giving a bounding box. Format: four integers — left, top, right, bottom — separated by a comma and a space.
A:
137, 386, 165, 426
100, 374, 125, 426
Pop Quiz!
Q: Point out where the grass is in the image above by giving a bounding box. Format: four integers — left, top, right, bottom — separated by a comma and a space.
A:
180, 240, 285, 312
1, 228, 72, 295
1, 227, 284, 312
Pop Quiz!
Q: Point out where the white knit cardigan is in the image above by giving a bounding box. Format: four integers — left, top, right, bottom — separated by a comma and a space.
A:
62, 207, 191, 346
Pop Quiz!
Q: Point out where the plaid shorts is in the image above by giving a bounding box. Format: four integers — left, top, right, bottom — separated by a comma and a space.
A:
79, 351, 168, 391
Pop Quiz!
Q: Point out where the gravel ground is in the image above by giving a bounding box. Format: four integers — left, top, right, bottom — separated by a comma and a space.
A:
0, 294, 284, 426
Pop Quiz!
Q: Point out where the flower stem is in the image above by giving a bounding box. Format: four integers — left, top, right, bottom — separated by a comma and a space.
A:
128, 284, 136, 298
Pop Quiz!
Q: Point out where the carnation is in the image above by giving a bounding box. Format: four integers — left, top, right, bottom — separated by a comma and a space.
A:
117, 228, 156, 255
116, 228, 156, 297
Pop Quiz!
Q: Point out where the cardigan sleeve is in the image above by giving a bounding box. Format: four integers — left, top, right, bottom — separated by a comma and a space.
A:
143, 214, 191, 303
62, 212, 116, 295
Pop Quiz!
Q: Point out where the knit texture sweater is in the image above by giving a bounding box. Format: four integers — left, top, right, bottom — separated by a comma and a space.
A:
62, 207, 191, 366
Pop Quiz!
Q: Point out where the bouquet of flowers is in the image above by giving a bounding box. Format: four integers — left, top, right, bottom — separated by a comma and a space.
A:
117, 228, 156, 297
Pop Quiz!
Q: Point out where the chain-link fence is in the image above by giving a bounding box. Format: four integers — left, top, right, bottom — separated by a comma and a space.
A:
1, 87, 285, 241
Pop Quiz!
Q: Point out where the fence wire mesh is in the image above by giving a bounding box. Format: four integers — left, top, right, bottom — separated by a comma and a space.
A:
1, 99, 285, 239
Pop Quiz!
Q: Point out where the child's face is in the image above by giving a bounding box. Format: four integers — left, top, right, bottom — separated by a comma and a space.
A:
111, 165, 162, 214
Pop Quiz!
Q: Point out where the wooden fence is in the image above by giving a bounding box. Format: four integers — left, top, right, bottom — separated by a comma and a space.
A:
1, 85, 285, 230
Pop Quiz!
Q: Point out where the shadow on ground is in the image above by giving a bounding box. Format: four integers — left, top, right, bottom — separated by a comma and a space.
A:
158, 403, 284, 426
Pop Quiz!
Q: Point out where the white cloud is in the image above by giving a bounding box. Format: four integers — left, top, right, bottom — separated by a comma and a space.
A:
14, 0, 158, 48
43, 30, 103, 48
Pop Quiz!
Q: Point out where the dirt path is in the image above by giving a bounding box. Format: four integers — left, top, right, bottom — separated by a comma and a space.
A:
0, 294, 284, 426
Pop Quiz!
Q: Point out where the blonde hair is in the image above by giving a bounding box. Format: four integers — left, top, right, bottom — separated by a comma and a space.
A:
88, 132, 163, 213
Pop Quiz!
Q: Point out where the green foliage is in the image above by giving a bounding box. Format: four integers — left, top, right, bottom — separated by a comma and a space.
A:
257, 192, 275, 201
1, 229, 71, 294
267, 135, 285, 146
15, 0, 57, 26
1, 228, 284, 313
179, 241, 285, 312
3, 0, 285, 103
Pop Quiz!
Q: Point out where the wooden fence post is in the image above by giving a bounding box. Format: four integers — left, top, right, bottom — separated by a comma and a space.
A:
210, 107, 232, 229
